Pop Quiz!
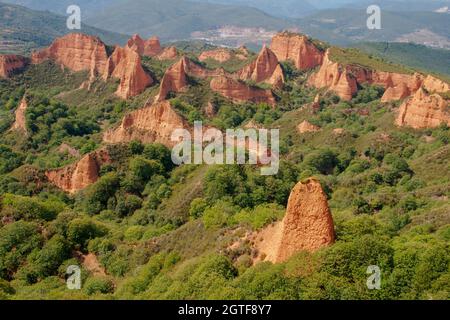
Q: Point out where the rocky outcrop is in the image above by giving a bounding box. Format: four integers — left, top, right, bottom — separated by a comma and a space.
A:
144, 36, 162, 57
45, 148, 111, 193
32, 33, 108, 78
422, 75, 450, 94
156, 46, 178, 60
10, 96, 28, 132
199, 48, 233, 63
306, 47, 446, 102
308, 50, 358, 101
372, 72, 424, 102
210, 75, 276, 106
155, 58, 189, 101
297, 120, 321, 133
270, 32, 324, 70
251, 178, 335, 263
396, 88, 450, 129
0, 55, 28, 78
199, 47, 249, 63
103, 46, 153, 99
275, 178, 335, 262
156, 56, 225, 101
103, 101, 190, 147
238, 45, 284, 87
126, 34, 146, 56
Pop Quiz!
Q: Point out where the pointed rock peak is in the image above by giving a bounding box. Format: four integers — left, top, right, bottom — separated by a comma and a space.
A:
104, 46, 153, 99
275, 178, 334, 262
46, 148, 111, 193
127, 34, 145, 55
251, 178, 335, 264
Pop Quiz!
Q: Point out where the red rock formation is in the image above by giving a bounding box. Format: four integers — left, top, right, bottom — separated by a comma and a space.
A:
275, 178, 335, 262
270, 32, 324, 70
251, 178, 335, 263
308, 50, 358, 101
156, 46, 179, 60
45, 148, 111, 193
32, 33, 108, 77
10, 96, 28, 132
0, 55, 28, 78
210, 75, 276, 106
422, 75, 450, 93
199, 48, 233, 63
126, 34, 146, 56
238, 45, 284, 87
156, 58, 189, 102
103, 101, 190, 147
104, 46, 153, 99
144, 36, 162, 57
396, 88, 450, 129
156, 56, 225, 101
297, 120, 321, 133
372, 72, 424, 102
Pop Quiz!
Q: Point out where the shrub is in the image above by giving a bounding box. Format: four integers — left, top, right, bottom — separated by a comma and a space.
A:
124, 226, 145, 242
67, 218, 108, 250
0, 221, 42, 279
230, 204, 285, 230
189, 198, 208, 219
84, 277, 115, 295
1, 194, 65, 221
26, 235, 71, 280
83, 172, 120, 215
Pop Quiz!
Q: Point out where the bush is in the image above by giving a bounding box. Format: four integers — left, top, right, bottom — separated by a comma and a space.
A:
189, 198, 208, 219
202, 200, 238, 229
25, 235, 71, 280
124, 226, 145, 242
1, 194, 65, 221
67, 218, 108, 250
84, 277, 115, 295
230, 204, 285, 230
83, 172, 120, 215
0, 221, 42, 279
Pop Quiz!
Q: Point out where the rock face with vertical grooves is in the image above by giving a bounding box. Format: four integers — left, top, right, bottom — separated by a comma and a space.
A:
156, 46, 179, 60
238, 45, 284, 87
144, 36, 162, 57
270, 32, 324, 70
103, 101, 190, 147
210, 75, 276, 106
308, 50, 358, 101
156, 56, 225, 101
126, 34, 146, 56
31, 33, 108, 77
45, 148, 111, 193
251, 178, 335, 264
275, 178, 335, 263
396, 88, 450, 129
0, 54, 28, 78
103, 46, 153, 99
